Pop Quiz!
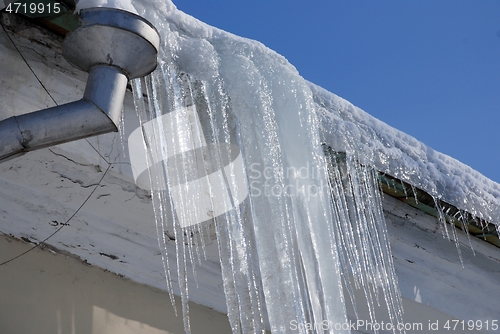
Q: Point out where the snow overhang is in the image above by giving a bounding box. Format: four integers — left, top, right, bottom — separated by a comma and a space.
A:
324, 147, 500, 249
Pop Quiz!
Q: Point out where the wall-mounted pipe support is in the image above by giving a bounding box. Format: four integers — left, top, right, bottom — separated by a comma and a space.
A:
0, 8, 159, 162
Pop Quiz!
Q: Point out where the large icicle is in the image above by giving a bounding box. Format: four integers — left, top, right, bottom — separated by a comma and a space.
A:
130, 6, 351, 332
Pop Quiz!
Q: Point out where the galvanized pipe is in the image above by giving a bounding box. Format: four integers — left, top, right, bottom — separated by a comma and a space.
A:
0, 8, 159, 163
0, 65, 128, 162
83, 65, 128, 127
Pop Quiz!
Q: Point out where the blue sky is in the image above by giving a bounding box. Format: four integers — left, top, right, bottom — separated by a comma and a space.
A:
173, 0, 500, 183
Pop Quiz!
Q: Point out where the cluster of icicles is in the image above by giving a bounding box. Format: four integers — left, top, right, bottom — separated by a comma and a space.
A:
128, 13, 490, 334
128, 21, 410, 333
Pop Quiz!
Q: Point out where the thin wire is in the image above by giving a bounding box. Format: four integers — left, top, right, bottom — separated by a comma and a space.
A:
0, 18, 58, 106
85, 138, 114, 165
0, 164, 111, 266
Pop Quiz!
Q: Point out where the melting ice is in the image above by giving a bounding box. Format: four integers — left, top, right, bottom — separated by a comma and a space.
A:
119, 0, 500, 333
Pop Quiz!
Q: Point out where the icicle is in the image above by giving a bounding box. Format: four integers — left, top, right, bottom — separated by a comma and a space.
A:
433, 197, 450, 240
118, 106, 127, 159
132, 77, 177, 315
410, 184, 419, 205
432, 197, 464, 266
457, 210, 475, 256
400, 179, 408, 199
323, 147, 405, 334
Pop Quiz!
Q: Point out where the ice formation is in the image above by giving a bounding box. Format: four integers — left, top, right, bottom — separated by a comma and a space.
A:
312, 83, 500, 224
120, 0, 500, 333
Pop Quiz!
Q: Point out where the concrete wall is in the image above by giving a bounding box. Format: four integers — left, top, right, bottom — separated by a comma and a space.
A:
0, 235, 231, 334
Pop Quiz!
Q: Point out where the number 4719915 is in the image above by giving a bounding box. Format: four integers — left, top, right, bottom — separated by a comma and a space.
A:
443, 319, 498, 331
5, 2, 61, 15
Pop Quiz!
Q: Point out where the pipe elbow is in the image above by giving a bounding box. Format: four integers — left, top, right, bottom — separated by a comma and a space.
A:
83, 65, 129, 129
0, 65, 129, 163
0, 99, 118, 162
0, 8, 159, 163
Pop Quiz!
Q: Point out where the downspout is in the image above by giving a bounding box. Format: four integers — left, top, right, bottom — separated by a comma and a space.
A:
0, 8, 160, 162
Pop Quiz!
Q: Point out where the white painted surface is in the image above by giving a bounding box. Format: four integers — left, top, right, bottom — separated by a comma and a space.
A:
0, 235, 231, 334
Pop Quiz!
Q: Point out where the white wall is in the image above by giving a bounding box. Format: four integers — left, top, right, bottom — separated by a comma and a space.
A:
0, 235, 231, 334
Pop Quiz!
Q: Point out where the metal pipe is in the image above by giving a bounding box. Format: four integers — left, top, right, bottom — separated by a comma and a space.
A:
0, 8, 159, 163
0, 101, 110, 161
83, 65, 129, 127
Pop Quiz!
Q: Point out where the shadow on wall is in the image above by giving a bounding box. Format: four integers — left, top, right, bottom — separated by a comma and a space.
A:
0, 235, 231, 334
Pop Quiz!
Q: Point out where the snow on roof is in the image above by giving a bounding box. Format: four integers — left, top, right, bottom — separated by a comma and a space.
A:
311, 82, 500, 225
132, 0, 500, 225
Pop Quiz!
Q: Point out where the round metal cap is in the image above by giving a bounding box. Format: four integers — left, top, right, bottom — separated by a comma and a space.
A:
62, 8, 160, 79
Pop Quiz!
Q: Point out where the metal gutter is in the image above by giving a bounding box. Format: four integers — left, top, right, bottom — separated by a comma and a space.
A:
378, 173, 500, 248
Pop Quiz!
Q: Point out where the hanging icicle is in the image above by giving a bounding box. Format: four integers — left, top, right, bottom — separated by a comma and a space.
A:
323, 146, 405, 334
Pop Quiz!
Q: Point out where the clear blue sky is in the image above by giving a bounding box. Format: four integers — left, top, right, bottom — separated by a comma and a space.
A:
173, 0, 500, 183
